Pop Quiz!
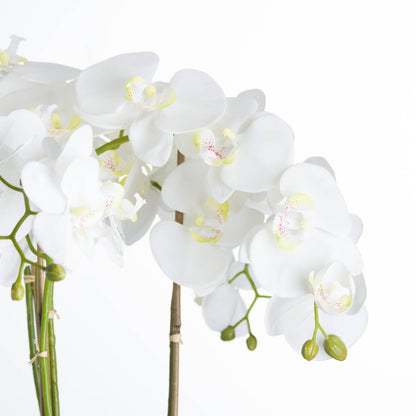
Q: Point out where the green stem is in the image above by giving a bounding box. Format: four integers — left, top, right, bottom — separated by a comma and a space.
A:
313, 302, 328, 339
26, 236, 53, 263
40, 279, 53, 416
95, 135, 129, 155
0, 174, 23, 193
229, 264, 271, 335
48, 284, 60, 416
25, 274, 42, 411
150, 180, 162, 191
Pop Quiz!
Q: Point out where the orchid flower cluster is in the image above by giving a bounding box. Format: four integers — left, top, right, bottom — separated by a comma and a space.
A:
0, 34, 367, 377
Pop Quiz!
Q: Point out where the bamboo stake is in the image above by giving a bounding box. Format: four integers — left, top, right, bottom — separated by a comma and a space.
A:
167, 151, 184, 416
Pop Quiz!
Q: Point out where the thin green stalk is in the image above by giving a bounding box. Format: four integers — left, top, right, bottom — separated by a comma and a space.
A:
229, 264, 271, 335
40, 279, 53, 416
95, 135, 129, 155
0, 174, 23, 192
48, 284, 59, 416
25, 275, 42, 411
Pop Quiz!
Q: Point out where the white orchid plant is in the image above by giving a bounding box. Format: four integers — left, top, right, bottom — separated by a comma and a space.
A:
0, 35, 367, 416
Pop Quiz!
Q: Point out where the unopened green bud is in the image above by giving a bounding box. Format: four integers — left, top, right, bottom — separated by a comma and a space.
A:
46, 263, 66, 282
11, 281, 24, 301
324, 334, 347, 361
220, 326, 235, 341
246, 334, 257, 351
301, 339, 319, 361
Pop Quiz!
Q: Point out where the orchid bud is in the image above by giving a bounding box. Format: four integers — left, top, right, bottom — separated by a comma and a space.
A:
246, 335, 257, 351
324, 334, 347, 361
220, 326, 235, 341
301, 339, 319, 361
46, 264, 66, 282
11, 281, 24, 301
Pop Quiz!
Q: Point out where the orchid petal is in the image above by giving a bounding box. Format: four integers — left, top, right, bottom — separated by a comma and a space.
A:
33, 213, 72, 266
162, 160, 208, 215
202, 284, 247, 333
156, 69, 226, 133
60, 158, 101, 210
280, 163, 350, 236
55, 125, 93, 178
265, 295, 314, 336
129, 116, 173, 166
12, 62, 80, 83
348, 274, 367, 315
237, 89, 266, 112
150, 221, 233, 290
21, 162, 66, 213
221, 114, 294, 192
76, 53, 159, 118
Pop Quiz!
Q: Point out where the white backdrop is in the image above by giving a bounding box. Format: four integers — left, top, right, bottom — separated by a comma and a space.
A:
0, 0, 415, 414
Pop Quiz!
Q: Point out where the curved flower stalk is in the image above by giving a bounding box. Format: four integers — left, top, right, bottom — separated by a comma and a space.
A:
75, 53, 226, 166
21, 125, 138, 270
175, 92, 295, 202
150, 159, 264, 294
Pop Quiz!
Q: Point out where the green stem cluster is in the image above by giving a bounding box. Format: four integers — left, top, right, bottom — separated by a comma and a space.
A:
228, 264, 271, 341
0, 175, 47, 300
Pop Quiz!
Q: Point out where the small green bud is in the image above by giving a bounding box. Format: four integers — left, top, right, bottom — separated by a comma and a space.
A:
11, 281, 24, 301
220, 326, 235, 341
246, 334, 257, 351
324, 334, 347, 361
301, 339, 319, 361
46, 263, 66, 282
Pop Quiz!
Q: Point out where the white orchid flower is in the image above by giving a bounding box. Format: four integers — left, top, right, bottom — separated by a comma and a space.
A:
175, 92, 295, 202
75, 53, 226, 166
0, 35, 26, 73
21, 125, 138, 269
265, 262, 367, 361
0, 35, 80, 99
150, 159, 264, 293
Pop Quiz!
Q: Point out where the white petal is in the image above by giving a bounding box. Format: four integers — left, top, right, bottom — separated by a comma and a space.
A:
206, 167, 234, 203
175, 132, 201, 159
265, 295, 314, 336
0, 244, 21, 287
150, 221, 233, 290
221, 114, 294, 192
249, 226, 363, 297
237, 89, 266, 111
219, 206, 264, 248
280, 163, 350, 236
76, 52, 159, 117
202, 284, 245, 331
161, 160, 208, 215
121, 189, 160, 245
156, 69, 226, 133
129, 116, 173, 166
0, 190, 26, 235
239, 223, 265, 264
349, 214, 363, 243
33, 213, 72, 266
55, 125, 93, 178
61, 158, 101, 209
12, 62, 80, 83
303, 156, 336, 178
348, 274, 367, 315
21, 162, 66, 213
